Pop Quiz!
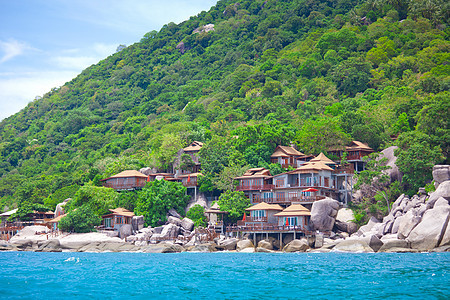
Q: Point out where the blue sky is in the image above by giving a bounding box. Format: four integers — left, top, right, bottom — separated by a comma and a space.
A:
0, 0, 217, 121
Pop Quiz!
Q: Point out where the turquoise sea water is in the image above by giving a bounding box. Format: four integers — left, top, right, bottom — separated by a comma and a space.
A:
0, 252, 449, 299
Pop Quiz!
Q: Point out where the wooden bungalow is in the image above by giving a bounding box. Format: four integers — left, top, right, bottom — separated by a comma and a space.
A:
48, 213, 67, 231
234, 168, 273, 204
270, 145, 305, 168
101, 208, 135, 231
328, 141, 374, 172
179, 172, 203, 187
244, 202, 283, 225
205, 202, 228, 228
101, 170, 149, 191
274, 204, 311, 229
181, 141, 203, 174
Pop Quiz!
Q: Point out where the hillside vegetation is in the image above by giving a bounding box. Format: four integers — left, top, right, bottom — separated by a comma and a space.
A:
0, 0, 448, 217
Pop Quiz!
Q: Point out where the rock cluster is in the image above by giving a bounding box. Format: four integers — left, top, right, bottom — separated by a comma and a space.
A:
317, 165, 450, 253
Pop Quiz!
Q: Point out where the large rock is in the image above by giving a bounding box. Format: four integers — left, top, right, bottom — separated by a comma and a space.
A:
336, 208, 354, 223
119, 224, 133, 239
257, 240, 273, 250
131, 216, 145, 232
334, 220, 358, 234
380, 146, 402, 182
143, 243, 184, 253
168, 209, 182, 219
362, 235, 384, 252
181, 218, 195, 232
282, 239, 310, 252
433, 165, 450, 187
355, 216, 381, 236
167, 216, 182, 227
187, 243, 217, 252
0, 241, 17, 251
427, 181, 450, 209
54, 198, 70, 218
219, 238, 239, 251
378, 239, 410, 252
237, 239, 254, 251
160, 223, 180, 239
397, 210, 422, 239
36, 239, 62, 252
310, 198, 343, 231
407, 203, 450, 250
333, 240, 374, 253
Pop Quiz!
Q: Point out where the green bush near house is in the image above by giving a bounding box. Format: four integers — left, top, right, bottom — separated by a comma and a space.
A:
186, 204, 207, 228
217, 190, 251, 224
59, 205, 101, 233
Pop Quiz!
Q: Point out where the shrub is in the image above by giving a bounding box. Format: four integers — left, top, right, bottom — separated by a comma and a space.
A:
59, 205, 101, 233
186, 204, 207, 227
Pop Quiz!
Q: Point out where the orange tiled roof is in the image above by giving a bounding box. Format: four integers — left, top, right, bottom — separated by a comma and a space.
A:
271, 145, 304, 158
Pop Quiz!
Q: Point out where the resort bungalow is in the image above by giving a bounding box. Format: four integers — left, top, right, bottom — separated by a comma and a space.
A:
274, 204, 311, 229
48, 214, 67, 231
235, 168, 273, 204
101, 170, 149, 191
101, 208, 135, 231
270, 145, 305, 168
180, 141, 203, 174
205, 202, 228, 233
328, 140, 374, 172
243, 202, 283, 225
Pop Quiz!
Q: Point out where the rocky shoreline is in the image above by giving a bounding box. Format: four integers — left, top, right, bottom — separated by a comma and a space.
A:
2, 165, 449, 254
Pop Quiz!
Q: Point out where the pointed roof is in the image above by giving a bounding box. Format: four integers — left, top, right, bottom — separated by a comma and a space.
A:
101, 170, 148, 181
178, 172, 204, 178
245, 202, 283, 211
274, 204, 311, 217
0, 208, 18, 217
234, 168, 271, 179
48, 213, 67, 223
346, 141, 374, 152
295, 161, 334, 172
271, 145, 304, 158
183, 141, 203, 152
310, 153, 336, 165
205, 202, 228, 214
107, 207, 135, 217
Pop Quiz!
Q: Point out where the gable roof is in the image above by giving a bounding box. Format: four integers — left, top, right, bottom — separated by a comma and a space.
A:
0, 208, 18, 217
271, 145, 304, 158
346, 140, 374, 152
295, 161, 334, 172
310, 153, 336, 164
274, 204, 311, 217
246, 202, 283, 211
106, 208, 135, 217
234, 168, 272, 180
183, 141, 203, 152
101, 170, 148, 181
178, 172, 204, 178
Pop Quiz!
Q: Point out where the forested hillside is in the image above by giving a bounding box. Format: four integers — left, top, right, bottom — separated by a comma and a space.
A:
0, 0, 448, 215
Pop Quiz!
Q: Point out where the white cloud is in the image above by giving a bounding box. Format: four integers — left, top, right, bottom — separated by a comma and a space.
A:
51, 43, 117, 70
0, 71, 78, 121
0, 39, 31, 63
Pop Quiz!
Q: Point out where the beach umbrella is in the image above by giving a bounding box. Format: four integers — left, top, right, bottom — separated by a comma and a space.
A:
302, 188, 318, 193
285, 218, 289, 226
243, 213, 246, 221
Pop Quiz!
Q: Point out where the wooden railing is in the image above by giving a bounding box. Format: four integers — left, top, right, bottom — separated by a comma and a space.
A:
334, 165, 354, 174
251, 196, 325, 204
103, 182, 146, 190
227, 224, 310, 233
243, 216, 268, 222
182, 180, 198, 187
236, 184, 274, 191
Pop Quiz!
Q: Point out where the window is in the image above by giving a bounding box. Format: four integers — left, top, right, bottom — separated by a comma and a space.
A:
251, 210, 266, 220
276, 179, 284, 187
285, 217, 297, 226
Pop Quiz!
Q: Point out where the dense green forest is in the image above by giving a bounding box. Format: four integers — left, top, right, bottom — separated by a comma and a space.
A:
0, 0, 448, 221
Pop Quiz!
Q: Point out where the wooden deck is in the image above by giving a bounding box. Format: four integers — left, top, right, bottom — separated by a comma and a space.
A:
251, 195, 325, 204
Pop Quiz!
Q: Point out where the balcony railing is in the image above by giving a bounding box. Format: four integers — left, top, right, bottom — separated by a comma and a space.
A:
103, 182, 146, 190
182, 180, 198, 187
334, 165, 354, 174
251, 195, 325, 204
236, 184, 274, 191
243, 216, 268, 223
227, 224, 310, 233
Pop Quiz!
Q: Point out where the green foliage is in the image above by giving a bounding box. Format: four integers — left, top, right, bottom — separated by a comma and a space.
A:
395, 131, 444, 195
217, 190, 250, 223
11, 202, 50, 221
66, 185, 118, 217
43, 184, 80, 210
186, 204, 207, 228
134, 180, 189, 227
58, 205, 101, 233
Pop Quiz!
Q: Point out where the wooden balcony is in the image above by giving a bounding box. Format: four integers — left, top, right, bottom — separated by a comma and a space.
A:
103, 182, 146, 190
236, 184, 274, 191
227, 224, 310, 233
182, 180, 198, 187
334, 165, 354, 174
250, 196, 325, 204
244, 216, 268, 222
